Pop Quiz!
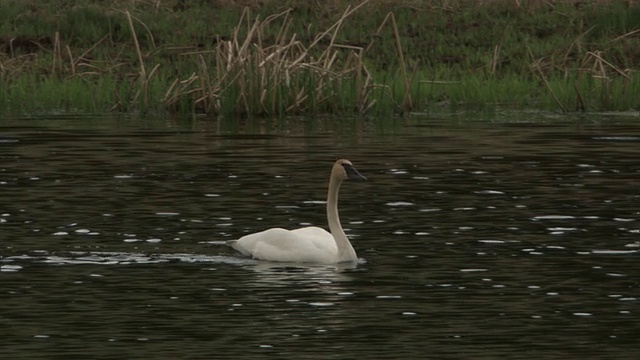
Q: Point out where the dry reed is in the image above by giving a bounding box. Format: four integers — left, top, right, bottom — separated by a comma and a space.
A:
162, 0, 418, 116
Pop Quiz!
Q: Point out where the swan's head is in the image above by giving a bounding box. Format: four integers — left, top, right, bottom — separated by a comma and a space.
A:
333, 159, 367, 181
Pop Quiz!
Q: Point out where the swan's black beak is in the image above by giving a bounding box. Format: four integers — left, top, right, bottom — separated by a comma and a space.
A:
343, 164, 367, 181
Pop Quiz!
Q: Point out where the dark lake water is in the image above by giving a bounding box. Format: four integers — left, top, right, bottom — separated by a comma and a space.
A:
1, 112, 639, 359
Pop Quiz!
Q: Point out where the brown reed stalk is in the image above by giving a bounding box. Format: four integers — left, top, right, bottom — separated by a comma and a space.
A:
339, 45, 373, 114
65, 46, 75, 75
587, 51, 630, 80
573, 82, 585, 112
365, 12, 413, 111
196, 54, 212, 112
290, 0, 370, 68
124, 10, 160, 112
611, 29, 640, 42
73, 34, 109, 69
492, 44, 501, 75
531, 55, 565, 112
125, 10, 147, 108
355, 48, 364, 113
163, 72, 200, 111
51, 31, 62, 76
389, 13, 412, 110
125, 15, 142, 68
561, 26, 594, 68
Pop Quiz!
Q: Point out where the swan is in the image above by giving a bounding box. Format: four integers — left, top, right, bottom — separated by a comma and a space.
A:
227, 159, 367, 263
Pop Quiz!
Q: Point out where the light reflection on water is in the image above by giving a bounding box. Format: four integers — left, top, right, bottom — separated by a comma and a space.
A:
1, 114, 639, 358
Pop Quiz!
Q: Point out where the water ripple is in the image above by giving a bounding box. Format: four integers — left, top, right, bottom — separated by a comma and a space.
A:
1, 251, 255, 268
2, 116, 640, 359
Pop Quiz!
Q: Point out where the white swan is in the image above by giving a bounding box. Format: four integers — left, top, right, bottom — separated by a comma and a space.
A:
228, 159, 367, 263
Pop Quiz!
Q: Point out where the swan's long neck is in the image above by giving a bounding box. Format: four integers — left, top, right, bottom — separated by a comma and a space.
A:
327, 175, 357, 262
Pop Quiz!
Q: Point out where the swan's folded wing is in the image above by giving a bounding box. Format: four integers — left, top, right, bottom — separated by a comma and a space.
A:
289, 227, 337, 252
231, 227, 338, 263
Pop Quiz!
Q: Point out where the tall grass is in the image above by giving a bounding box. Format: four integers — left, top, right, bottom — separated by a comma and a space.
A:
160, 2, 419, 116
0, 0, 638, 115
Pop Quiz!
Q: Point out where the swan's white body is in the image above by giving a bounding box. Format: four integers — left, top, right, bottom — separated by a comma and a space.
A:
229, 227, 345, 263
228, 159, 365, 264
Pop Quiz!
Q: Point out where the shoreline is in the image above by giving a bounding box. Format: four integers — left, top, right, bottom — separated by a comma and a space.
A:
1, 0, 638, 116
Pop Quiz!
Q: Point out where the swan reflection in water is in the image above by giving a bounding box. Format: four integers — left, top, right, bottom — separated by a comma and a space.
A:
242, 260, 360, 287
235, 260, 362, 330
229, 159, 367, 264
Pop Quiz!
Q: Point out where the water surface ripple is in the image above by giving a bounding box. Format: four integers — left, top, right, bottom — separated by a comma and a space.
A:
1, 115, 639, 359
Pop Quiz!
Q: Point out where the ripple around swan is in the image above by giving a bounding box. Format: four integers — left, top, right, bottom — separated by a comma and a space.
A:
0, 251, 256, 268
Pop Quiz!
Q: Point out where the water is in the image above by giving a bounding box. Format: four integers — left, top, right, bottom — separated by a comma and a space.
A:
1, 113, 639, 359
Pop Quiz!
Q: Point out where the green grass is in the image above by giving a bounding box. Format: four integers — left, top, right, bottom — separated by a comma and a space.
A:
0, 0, 639, 116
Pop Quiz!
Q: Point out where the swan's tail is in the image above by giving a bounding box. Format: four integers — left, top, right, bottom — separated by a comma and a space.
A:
227, 239, 250, 256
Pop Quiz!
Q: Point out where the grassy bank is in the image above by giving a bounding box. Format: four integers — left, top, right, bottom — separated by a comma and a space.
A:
1, 0, 639, 116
